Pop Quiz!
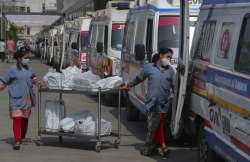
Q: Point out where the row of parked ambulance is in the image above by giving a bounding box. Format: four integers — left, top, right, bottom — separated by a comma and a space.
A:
39, 0, 250, 162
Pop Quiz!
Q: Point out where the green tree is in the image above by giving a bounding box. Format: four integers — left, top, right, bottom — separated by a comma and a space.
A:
7, 24, 18, 42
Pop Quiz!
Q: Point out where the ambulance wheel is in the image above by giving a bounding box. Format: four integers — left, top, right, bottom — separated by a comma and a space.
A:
198, 124, 223, 162
126, 98, 139, 121
113, 139, 120, 149
59, 136, 63, 144
95, 142, 102, 152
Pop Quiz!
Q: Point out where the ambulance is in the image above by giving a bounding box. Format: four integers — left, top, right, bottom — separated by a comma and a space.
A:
121, 0, 200, 120
89, 1, 134, 78
171, 0, 250, 161
53, 25, 64, 70
60, 20, 74, 70
47, 28, 58, 65
78, 17, 91, 71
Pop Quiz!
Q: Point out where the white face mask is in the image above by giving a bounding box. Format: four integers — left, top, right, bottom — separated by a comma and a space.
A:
161, 58, 171, 67
21, 58, 30, 65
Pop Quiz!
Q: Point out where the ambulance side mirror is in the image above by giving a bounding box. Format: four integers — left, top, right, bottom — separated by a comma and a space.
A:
135, 44, 146, 61
96, 42, 104, 53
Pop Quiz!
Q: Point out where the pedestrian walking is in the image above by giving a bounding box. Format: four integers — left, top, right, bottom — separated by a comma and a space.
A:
122, 48, 176, 157
6, 37, 15, 63
0, 47, 42, 150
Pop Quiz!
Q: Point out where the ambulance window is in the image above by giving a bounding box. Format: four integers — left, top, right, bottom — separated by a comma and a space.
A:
235, 17, 250, 74
104, 26, 108, 53
135, 20, 147, 47
194, 21, 216, 60
124, 21, 135, 54
97, 25, 105, 46
111, 24, 124, 51
158, 16, 180, 51
80, 31, 89, 50
90, 25, 98, 46
146, 19, 153, 62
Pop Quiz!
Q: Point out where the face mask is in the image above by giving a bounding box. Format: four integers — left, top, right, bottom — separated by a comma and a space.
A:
161, 58, 171, 67
21, 58, 30, 65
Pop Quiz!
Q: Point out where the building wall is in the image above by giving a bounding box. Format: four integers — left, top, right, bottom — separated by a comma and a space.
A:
26, 0, 43, 12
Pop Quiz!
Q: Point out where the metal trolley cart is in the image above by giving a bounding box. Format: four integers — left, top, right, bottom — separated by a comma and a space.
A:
36, 86, 121, 152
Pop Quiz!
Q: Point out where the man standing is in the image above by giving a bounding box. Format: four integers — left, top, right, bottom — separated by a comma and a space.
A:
122, 48, 176, 157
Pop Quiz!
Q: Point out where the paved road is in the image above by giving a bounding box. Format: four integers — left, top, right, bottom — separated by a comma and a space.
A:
0, 59, 198, 162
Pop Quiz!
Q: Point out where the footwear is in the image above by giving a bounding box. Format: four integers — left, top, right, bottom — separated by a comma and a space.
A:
13, 143, 20, 150
158, 147, 170, 157
140, 144, 155, 156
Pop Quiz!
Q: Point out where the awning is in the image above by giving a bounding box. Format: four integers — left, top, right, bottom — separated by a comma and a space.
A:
4, 12, 62, 27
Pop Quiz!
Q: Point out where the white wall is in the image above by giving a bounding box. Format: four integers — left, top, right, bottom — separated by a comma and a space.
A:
26, 0, 43, 12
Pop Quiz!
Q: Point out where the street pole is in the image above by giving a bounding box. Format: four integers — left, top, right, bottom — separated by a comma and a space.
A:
1, 0, 3, 40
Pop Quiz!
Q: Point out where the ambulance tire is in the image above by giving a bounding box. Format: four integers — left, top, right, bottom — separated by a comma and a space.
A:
198, 124, 223, 162
126, 98, 140, 121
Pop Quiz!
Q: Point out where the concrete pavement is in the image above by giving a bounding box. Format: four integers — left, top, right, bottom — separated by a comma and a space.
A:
0, 59, 198, 162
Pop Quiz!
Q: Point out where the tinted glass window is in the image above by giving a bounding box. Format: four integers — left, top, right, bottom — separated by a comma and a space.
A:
194, 21, 216, 60
235, 17, 250, 75
135, 20, 146, 45
158, 16, 180, 51
80, 31, 89, 50
90, 25, 98, 46
111, 24, 124, 51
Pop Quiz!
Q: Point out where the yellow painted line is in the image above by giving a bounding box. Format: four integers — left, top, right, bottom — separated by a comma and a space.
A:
192, 86, 250, 118
207, 94, 250, 118
192, 86, 208, 97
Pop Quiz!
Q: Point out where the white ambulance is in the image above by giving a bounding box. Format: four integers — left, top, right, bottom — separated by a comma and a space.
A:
76, 16, 92, 71
53, 25, 64, 70
89, 1, 134, 77
121, 0, 200, 120
172, 0, 250, 161
48, 28, 58, 65
60, 20, 74, 70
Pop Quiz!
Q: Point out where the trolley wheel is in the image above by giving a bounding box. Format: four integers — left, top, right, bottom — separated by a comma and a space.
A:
59, 136, 63, 144
113, 139, 120, 149
35, 136, 42, 146
95, 142, 102, 152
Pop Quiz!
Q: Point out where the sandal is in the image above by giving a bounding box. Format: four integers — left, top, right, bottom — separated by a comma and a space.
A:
158, 147, 170, 157
13, 143, 21, 150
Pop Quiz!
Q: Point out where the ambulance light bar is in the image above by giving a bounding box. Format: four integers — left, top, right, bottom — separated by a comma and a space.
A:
107, 1, 134, 10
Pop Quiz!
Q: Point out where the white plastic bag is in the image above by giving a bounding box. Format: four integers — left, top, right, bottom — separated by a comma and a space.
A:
74, 116, 96, 136
95, 76, 123, 91
43, 72, 64, 89
44, 100, 65, 132
95, 119, 112, 136
59, 110, 90, 132
72, 71, 101, 89
62, 66, 82, 88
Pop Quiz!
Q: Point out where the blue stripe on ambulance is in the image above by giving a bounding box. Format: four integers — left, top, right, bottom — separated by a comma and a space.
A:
203, 0, 250, 5
131, 4, 200, 13
207, 67, 250, 99
205, 127, 250, 162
